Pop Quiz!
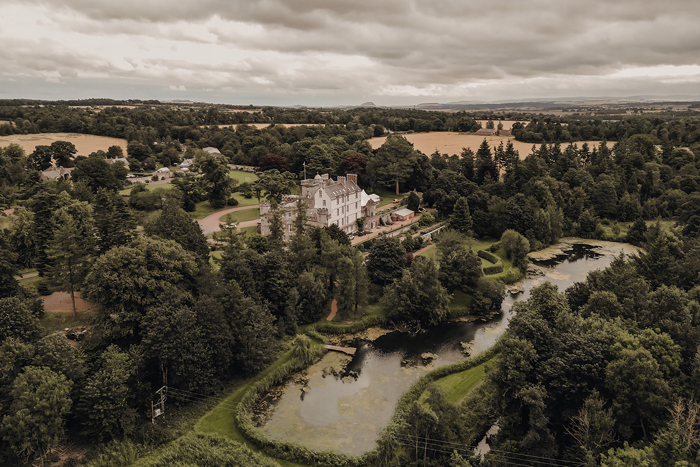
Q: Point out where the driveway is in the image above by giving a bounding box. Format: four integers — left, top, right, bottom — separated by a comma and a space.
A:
198, 204, 260, 235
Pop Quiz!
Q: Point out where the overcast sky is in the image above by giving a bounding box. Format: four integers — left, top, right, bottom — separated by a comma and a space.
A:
1, 0, 700, 106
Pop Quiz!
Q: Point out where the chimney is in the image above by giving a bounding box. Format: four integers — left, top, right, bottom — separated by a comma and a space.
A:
347, 174, 358, 185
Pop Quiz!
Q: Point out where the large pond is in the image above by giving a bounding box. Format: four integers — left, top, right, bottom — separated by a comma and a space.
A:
261, 239, 640, 455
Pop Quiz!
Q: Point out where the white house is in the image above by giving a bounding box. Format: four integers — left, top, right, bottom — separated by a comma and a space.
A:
259, 173, 380, 241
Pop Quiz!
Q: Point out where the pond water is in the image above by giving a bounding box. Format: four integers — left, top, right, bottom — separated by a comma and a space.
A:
261, 239, 640, 455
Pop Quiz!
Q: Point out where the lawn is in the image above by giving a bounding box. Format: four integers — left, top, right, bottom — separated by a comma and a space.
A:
422, 359, 492, 405
448, 291, 473, 312
119, 182, 174, 196
209, 251, 223, 271
373, 188, 403, 208
228, 170, 259, 184
218, 208, 260, 224
239, 225, 258, 235
418, 244, 438, 260
231, 193, 262, 208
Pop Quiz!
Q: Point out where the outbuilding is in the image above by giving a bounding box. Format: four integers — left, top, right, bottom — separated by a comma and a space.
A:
392, 208, 415, 221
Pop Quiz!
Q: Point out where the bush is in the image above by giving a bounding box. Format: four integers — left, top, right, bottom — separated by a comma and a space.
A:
501, 267, 522, 284
151, 175, 159, 181
227, 197, 239, 206
36, 279, 51, 296
477, 249, 499, 264
483, 264, 503, 275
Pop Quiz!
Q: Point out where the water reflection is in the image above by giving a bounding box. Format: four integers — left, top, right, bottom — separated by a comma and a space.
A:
262, 239, 640, 455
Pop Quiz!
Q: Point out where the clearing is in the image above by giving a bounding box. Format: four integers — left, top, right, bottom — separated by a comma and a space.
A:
0, 132, 127, 156
369, 132, 600, 159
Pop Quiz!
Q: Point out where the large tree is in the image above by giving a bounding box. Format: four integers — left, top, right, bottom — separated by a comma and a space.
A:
383, 257, 449, 326
46, 199, 95, 316
1, 366, 73, 464
85, 236, 199, 340
366, 236, 406, 285
336, 249, 369, 319
449, 197, 473, 234
194, 150, 234, 208
369, 135, 419, 194
144, 199, 210, 261
93, 188, 135, 254
253, 169, 296, 203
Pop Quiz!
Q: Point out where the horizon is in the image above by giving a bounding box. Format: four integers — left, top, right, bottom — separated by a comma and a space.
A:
2, 1, 700, 107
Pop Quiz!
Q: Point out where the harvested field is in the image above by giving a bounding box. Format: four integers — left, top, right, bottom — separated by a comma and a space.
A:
0, 133, 127, 156
369, 132, 601, 159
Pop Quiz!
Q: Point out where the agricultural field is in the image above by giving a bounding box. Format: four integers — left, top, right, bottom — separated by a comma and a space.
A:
0, 132, 128, 156
369, 132, 601, 159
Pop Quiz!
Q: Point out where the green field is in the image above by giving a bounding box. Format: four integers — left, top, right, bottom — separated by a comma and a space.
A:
424, 360, 490, 405
228, 170, 259, 184
239, 225, 258, 235
119, 182, 175, 196
219, 208, 260, 224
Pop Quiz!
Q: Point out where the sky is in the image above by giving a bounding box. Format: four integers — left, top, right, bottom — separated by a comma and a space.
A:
1, 0, 700, 106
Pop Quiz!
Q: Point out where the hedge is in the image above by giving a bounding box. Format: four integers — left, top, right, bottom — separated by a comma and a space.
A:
477, 249, 500, 264
312, 314, 387, 335
482, 264, 504, 275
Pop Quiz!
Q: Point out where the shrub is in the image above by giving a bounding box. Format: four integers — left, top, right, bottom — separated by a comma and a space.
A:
501, 267, 522, 284
227, 197, 239, 206
482, 264, 503, 275
151, 175, 159, 181
477, 249, 499, 264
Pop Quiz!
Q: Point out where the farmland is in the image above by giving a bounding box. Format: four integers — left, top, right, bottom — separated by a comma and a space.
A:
0, 132, 127, 156
369, 132, 600, 159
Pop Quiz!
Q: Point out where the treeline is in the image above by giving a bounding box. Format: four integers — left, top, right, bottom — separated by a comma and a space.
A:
513, 114, 700, 145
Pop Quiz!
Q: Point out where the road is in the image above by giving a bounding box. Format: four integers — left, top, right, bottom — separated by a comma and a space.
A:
198, 204, 261, 235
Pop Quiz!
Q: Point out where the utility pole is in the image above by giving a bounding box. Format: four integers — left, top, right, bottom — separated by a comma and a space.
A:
151, 386, 167, 424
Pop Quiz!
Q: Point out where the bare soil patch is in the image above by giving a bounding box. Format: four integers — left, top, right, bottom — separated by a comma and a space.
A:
42, 291, 93, 312
369, 132, 601, 159
0, 133, 127, 156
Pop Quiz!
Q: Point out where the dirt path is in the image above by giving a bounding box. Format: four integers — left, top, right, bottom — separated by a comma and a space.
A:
198, 204, 260, 235
326, 299, 338, 321
42, 291, 93, 312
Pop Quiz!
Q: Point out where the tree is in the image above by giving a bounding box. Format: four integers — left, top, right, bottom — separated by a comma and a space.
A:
294, 270, 328, 324
50, 141, 77, 167
336, 249, 369, 318
626, 218, 648, 246
0, 297, 41, 342
27, 145, 53, 170
46, 201, 95, 316
366, 236, 406, 285
144, 199, 210, 261
291, 334, 315, 365
194, 150, 234, 208
1, 366, 73, 463
383, 257, 449, 326
566, 391, 616, 464
338, 153, 367, 182
85, 236, 199, 340
406, 191, 420, 212
500, 229, 530, 271
258, 153, 289, 172
450, 197, 473, 234
438, 244, 482, 293
107, 145, 123, 159
71, 154, 123, 192
27, 190, 58, 275
370, 135, 419, 194
253, 169, 296, 203
0, 236, 20, 299
93, 188, 135, 254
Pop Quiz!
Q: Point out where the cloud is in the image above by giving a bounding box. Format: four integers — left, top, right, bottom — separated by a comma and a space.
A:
1, 1, 700, 104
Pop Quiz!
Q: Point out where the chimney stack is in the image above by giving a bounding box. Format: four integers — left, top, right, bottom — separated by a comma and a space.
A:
347, 174, 358, 185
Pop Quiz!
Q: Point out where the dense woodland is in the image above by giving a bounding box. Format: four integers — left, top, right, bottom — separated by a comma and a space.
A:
2, 103, 700, 466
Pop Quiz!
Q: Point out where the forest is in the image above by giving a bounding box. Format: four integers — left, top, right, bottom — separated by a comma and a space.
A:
2, 102, 700, 466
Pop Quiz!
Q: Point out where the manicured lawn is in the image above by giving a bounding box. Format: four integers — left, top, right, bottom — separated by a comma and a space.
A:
418, 244, 438, 260
448, 291, 473, 311
18, 275, 42, 288
373, 188, 403, 208
231, 193, 262, 208
239, 225, 258, 235
119, 182, 174, 196
218, 208, 260, 224
189, 201, 223, 220
209, 251, 223, 271
228, 170, 259, 184
431, 360, 489, 404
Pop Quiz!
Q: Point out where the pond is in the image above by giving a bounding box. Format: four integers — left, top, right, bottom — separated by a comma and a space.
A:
260, 239, 640, 455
